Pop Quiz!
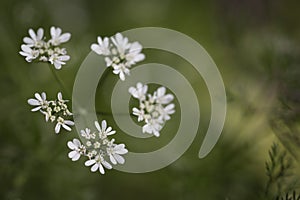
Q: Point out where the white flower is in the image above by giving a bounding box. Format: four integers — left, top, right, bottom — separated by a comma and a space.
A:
112, 63, 130, 81
94, 120, 116, 139
85, 155, 112, 174
20, 27, 71, 66
57, 92, 68, 103
129, 83, 176, 137
49, 54, 70, 69
155, 87, 174, 104
91, 32, 145, 81
23, 28, 44, 48
128, 82, 148, 101
125, 42, 145, 66
80, 128, 92, 139
50, 26, 71, 46
143, 118, 163, 137
132, 107, 145, 122
91, 36, 111, 56
19, 44, 39, 62
67, 138, 86, 161
111, 33, 131, 56
158, 103, 175, 121
104, 57, 113, 67
27, 92, 48, 112
107, 144, 128, 165
55, 117, 74, 134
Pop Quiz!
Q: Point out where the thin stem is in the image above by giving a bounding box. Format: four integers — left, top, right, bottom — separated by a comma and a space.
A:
48, 64, 71, 99
48, 64, 133, 117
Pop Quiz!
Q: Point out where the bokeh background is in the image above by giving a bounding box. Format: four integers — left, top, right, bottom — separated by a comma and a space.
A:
1, 0, 300, 199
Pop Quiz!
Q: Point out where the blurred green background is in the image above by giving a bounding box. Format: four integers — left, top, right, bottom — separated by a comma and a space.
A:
1, 0, 300, 199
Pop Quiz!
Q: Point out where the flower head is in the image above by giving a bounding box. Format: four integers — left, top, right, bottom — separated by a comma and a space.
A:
19, 45, 39, 62
66, 120, 128, 175
67, 138, 86, 161
27, 92, 48, 112
55, 117, 74, 134
23, 28, 44, 48
129, 83, 175, 137
95, 120, 116, 139
107, 143, 128, 165
49, 54, 70, 69
91, 32, 145, 81
85, 155, 112, 174
20, 26, 71, 69
91, 36, 110, 56
50, 26, 71, 46
27, 91, 74, 134
129, 82, 148, 101
143, 118, 163, 137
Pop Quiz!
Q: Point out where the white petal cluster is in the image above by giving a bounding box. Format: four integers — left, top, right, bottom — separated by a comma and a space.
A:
67, 120, 128, 175
91, 33, 145, 81
19, 26, 71, 69
27, 92, 74, 134
129, 82, 175, 137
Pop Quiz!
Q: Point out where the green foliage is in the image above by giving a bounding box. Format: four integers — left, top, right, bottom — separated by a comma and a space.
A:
265, 143, 299, 199
276, 191, 300, 200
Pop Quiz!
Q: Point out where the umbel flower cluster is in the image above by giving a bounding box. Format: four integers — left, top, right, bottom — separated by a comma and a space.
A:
21, 26, 175, 175
91, 33, 145, 81
67, 120, 128, 174
129, 82, 175, 137
19, 26, 71, 69
27, 92, 74, 134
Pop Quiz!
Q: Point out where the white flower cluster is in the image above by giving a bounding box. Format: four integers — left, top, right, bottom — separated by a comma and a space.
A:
67, 120, 128, 174
129, 82, 175, 137
27, 92, 74, 134
91, 33, 145, 81
19, 27, 71, 69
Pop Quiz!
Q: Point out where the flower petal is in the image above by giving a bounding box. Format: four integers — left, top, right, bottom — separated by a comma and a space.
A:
68, 150, 77, 158
67, 141, 76, 150
91, 163, 99, 172
94, 121, 101, 132
114, 154, 125, 164
109, 155, 117, 165
27, 99, 40, 106
73, 138, 81, 147
72, 153, 80, 161
55, 123, 61, 134
62, 124, 72, 131
98, 164, 105, 174
85, 159, 96, 166
101, 120, 107, 131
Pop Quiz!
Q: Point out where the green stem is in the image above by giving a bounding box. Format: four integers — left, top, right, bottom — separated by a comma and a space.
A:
48, 64, 71, 99
48, 64, 133, 117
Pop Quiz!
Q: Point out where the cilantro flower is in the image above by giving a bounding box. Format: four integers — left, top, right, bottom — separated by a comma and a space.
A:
19, 26, 71, 69
55, 117, 74, 134
27, 92, 74, 134
27, 92, 48, 112
91, 32, 145, 81
23, 28, 44, 48
67, 138, 86, 161
50, 26, 71, 46
19, 44, 39, 62
66, 120, 128, 175
107, 143, 128, 165
129, 82, 175, 137
85, 155, 112, 174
